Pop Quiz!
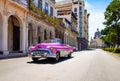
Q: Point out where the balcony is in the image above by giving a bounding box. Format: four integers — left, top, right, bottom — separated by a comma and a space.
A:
29, 1, 60, 26
12, 0, 63, 26
13, 0, 28, 8
71, 28, 78, 34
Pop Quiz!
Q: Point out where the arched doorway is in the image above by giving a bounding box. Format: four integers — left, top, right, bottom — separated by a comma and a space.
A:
28, 23, 33, 46
8, 15, 20, 52
37, 27, 41, 43
0, 13, 2, 51
50, 31, 52, 39
44, 29, 47, 41
55, 28, 59, 38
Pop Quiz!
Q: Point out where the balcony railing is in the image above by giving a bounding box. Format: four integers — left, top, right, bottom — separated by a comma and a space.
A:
71, 28, 78, 34
29, 1, 61, 26
13, 0, 28, 8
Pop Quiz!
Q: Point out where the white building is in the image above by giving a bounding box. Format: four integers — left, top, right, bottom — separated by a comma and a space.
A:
90, 29, 105, 48
72, 0, 89, 50
55, 0, 89, 50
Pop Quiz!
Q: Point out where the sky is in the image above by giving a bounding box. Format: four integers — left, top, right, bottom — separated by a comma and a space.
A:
56, 0, 112, 40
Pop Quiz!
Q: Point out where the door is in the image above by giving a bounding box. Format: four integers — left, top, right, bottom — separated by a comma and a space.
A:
13, 26, 20, 51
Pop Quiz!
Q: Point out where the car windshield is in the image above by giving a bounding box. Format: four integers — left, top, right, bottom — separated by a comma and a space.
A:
51, 39, 62, 44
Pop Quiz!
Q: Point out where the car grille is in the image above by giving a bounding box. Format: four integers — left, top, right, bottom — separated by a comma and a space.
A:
31, 50, 49, 56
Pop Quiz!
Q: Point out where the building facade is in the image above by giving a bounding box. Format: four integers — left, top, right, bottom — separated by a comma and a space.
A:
56, 0, 89, 50
0, 0, 56, 55
73, 0, 89, 50
90, 29, 105, 48
0, 0, 78, 55
55, 1, 78, 47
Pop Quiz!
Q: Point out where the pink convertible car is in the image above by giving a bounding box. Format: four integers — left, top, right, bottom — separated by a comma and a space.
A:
28, 39, 74, 61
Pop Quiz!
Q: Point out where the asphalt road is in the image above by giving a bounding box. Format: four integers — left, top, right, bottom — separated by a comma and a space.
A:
0, 49, 120, 81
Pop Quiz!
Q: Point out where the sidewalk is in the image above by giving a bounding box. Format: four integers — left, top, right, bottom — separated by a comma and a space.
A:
0, 53, 28, 60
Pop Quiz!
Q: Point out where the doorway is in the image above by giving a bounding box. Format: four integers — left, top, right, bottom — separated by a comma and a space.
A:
37, 27, 41, 43
13, 26, 20, 51
8, 16, 20, 52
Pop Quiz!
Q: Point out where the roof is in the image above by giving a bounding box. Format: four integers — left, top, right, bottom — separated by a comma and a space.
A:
55, 1, 72, 8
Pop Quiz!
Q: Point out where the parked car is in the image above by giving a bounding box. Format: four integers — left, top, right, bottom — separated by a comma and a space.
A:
28, 38, 74, 61
73, 47, 78, 51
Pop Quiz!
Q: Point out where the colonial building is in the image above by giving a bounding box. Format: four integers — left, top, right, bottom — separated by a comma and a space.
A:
90, 29, 105, 48
0, 0, 56, 55
56, 0, 89, 50
55, 1, 78, 47
0, 0, 78, 56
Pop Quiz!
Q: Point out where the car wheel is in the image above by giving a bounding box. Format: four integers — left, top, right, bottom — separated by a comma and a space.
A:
68, 53, 72, 58
56, 52, 60, 61
32, 58, 38, 62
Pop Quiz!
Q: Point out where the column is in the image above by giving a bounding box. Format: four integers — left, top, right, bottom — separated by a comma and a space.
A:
2, 16, 9, 55
21, 22, 26, 53
40, 27, 44, 43
46, 29, 49, 40
33, 27, 37, 45
25, 23, 29, 51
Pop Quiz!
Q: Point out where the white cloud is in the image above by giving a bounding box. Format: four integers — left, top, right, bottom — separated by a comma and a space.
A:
85, 1, 105, 40
56, 0, 64, 2
85, 1, 93, 9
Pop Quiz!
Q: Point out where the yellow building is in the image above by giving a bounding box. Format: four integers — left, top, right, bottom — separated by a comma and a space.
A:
0, 0, 56, 55
0, 0, 78, 56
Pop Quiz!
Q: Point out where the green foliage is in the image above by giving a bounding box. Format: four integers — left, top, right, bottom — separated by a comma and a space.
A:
103, 48, 114, 52
101, 27, 111, 35
101, 27, 116, 47
113, 48, 120, 53
103, 0, 120, 47
103, 48, 120, 53
29, 2, 60, 26
29, 2, 44, 17
110, 31, 116, 44
104, 0, 120, 25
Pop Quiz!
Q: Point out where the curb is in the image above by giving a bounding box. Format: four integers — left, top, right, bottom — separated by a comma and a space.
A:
0, 53, 28, 60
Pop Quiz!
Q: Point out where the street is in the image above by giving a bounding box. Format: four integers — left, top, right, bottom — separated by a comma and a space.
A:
0, 49, 120, 81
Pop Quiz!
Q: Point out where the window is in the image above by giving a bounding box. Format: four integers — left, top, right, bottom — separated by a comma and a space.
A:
74, 13, 77, 16
79, 6, 82, 11
74, 8, 77, 12
50, 6, 53, 17
79, 17, 82, 22
45, 2, 48, 14
79, 27, 82, 31
79, 32, 82, 37
21, 0, 27, 6
38, 0, 42, 10
80, 12, 82, 15
33, 0, 38, 7
79, 22, 82, 27
79, 12, 82, 17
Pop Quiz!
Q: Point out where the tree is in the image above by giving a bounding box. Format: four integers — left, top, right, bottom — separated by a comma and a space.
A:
101, 27, 116, 47
104, 0, 120, 48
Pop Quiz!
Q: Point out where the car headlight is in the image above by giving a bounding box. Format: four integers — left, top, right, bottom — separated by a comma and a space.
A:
50, 47, 54, 52
31, 52, 34, 55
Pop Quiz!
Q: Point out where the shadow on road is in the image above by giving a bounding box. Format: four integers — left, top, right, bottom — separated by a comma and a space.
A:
27, 57, 73, 65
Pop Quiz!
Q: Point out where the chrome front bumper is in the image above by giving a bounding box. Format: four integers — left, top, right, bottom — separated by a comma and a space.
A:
28, 50, 56, 58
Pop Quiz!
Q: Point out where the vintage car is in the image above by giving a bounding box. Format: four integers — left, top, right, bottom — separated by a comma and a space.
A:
28, 39, 74, 61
